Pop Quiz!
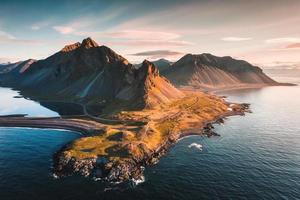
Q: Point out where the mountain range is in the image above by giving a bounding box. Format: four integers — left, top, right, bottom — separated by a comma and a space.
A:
0, 38, 182, 110
0, 37, 288, 110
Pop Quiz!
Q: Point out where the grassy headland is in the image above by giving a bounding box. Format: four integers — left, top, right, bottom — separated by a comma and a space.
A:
53, 90, 249, 182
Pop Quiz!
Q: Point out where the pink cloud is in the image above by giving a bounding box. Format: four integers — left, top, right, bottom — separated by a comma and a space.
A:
100, 30, 180, 41
105, 39, 193, 47
0, 31, 44, 45
130, 50, 184, 58
75, 30, 180, 40
221, 37, 252, 42
73, 30, 193, 47
53, 26, 75, 34
286, 43, 300, 49
265, 37, 300, 44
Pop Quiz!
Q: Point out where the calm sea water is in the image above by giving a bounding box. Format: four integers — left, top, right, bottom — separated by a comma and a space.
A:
0, 87, 58, 117
0, 70, 299, 200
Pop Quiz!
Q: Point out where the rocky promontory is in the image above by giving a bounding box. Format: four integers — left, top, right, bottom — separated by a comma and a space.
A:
52, 92, 250, 183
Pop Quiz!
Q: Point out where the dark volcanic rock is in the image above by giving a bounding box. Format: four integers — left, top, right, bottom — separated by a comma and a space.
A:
53, 149, 96, 177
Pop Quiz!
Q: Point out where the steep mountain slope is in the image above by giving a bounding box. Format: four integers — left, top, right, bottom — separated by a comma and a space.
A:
0, 38, 183, 109
116, 60, 183, 108
162, 53, 279, 89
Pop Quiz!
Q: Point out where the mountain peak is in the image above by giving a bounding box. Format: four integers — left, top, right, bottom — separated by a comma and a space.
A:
61, 38, 99, 52
81, 37, 99, 49
140, 60, 159, 77
61, 42, 81, 52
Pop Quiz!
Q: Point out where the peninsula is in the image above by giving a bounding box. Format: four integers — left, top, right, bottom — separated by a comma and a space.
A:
0, 38, 253, 182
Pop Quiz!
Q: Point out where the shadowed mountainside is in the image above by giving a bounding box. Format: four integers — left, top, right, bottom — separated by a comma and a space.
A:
0, 38, 183, 110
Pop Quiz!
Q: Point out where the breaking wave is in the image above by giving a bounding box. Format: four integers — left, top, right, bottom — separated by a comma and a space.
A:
188, 143, 203, 151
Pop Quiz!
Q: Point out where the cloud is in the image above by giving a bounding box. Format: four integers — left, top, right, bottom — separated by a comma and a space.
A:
0, 30, 44, 45
286, 43, 300, 49
131, 50, 184, 57
60, 28, 178, 40
53, 26, 75, 34
99, 30, 180, 41
106, 39, 193, 47
30, 18, 55, 31
221, 37, 252, 42
130, 50, 184, 60
0, 31, 15, 41
0, 57, 18, 63
265, 37, 300, 44
52, 5, 130, 35
31, 25, 40, 30
261, 61, 300, 70
58, 29, 193, 47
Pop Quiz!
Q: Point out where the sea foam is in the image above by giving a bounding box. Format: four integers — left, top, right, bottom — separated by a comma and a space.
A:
188, 143, 203, 151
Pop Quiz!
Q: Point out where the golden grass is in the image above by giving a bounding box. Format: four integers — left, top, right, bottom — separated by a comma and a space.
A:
65, 91, 230, 161
67, 129, 133, 160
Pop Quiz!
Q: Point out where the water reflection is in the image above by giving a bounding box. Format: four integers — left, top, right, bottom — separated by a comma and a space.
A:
0, 87, 59, 117
39, 101, 84, 116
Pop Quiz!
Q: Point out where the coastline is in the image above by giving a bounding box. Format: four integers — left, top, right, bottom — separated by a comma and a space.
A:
0, 91, 250, 183
179, 82, 297, 95
52, 103, 249, 182
0, 116, 105, 135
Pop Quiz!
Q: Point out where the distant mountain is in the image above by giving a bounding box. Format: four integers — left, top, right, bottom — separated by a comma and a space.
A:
0, 60, 36, 85
0, 38, 182, 109
152, 58, 173, 73
0, 61, 22, 74
162, 53, 282, 89
134, 58, 172, 73
0, 59, 36, 75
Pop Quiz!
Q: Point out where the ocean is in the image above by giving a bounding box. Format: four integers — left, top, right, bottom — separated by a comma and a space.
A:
0, 69, 299, 200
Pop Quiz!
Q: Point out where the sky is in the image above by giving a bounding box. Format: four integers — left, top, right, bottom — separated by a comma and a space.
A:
0, 0, 300, 69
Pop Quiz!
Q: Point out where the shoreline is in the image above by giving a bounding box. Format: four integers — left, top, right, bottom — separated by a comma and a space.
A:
0, 126, 83, 135
0, 92, 250, 183
52, 103, 250, 182
179, 82, 297, 95
0, 116, 105, 135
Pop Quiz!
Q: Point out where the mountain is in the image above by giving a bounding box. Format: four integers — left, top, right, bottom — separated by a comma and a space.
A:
152, 58, 173, 73
0, 59, 36, 75
0, 59, 36, 85
0, 61, 22, 74
134, 58, 172, 73
0, 38, 183, 109
162, 53, 281, 89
